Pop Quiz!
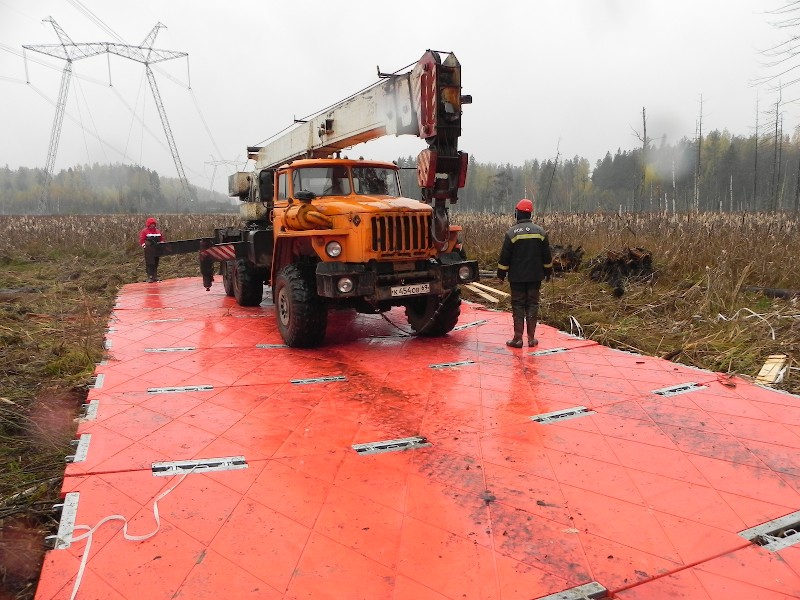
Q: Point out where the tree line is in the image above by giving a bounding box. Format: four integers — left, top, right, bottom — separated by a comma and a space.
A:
5, 127, 800, 215
398, 128, 800, 214
0, 163, 234, 215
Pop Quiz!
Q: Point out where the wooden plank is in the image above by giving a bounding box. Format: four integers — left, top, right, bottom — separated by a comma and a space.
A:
755, 354, 788, 384
469, 281, 511, 298
464, 283, 500, 303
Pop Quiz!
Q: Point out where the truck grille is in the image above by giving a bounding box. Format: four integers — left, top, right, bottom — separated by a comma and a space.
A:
370, 215, 430, 253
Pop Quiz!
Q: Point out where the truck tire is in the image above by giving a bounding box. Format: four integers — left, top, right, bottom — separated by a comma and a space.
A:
232, 258, 263, 306
405, 288, 461, 336
274, 264, 327, 347
221, 260, 235, 297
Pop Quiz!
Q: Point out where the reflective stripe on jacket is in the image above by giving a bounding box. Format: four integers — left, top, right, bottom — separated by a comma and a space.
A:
497, 219, 553, 283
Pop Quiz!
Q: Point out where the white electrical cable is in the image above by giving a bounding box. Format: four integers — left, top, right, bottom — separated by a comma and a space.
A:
568, 315, 584, 338
67, 467, 195, 600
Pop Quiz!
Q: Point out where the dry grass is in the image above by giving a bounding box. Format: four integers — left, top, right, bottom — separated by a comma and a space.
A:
0, 211, 798, 598
454, 210, 800, 390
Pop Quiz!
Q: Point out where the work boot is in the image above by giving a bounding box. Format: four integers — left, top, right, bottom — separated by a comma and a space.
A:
507, 288, 526, 348
506, 317, 524, 348
526, 303, 539, 347
146, 264, 155, 283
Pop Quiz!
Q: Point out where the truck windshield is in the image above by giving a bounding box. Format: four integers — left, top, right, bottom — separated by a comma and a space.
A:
292, 166, 351, 197
352, 167, 400, 196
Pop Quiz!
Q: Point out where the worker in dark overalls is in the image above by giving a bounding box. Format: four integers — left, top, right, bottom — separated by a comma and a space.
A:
497, 198, 553, 348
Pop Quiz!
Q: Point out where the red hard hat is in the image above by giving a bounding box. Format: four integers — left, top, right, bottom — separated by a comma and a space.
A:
515, 198, 533, 212
146, 217, 157, 226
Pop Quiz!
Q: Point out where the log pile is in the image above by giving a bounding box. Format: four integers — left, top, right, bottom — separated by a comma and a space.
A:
551, 244, 584, 272
588, 247, 654, 297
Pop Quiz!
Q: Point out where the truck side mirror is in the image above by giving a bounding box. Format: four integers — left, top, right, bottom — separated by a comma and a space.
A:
258, 170, 274, 204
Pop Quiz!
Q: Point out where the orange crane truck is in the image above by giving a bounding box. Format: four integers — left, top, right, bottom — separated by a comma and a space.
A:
152, 50, 478, 348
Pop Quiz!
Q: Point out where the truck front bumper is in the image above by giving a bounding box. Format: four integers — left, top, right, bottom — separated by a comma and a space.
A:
316, 258, 479, 302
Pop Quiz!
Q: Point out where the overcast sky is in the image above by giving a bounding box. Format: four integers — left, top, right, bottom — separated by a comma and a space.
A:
0, 0, 791, 195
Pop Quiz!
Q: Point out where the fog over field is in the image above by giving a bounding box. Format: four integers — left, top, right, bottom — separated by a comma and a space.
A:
0, 0, 792, 197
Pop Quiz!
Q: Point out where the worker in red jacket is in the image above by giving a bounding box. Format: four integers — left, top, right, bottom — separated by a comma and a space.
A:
138, 217, 165, 282
497, 198, 553, 348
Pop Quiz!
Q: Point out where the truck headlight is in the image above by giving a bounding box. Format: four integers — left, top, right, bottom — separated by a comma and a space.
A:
337, 277, 354, 293
326, 241, 342, 257
458, 265, 473, 281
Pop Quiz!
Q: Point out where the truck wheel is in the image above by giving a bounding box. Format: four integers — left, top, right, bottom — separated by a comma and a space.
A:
405, 288, 461, 336
232, 258, 263, 306
274, 264, 327, 347
221, 260, 235, 297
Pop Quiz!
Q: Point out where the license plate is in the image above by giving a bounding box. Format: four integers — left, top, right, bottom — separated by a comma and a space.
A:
390, 282, 430, 297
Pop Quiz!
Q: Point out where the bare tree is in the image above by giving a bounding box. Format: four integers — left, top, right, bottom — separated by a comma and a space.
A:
695, 95, 703, 212
631, 106, 652, 212
795, 151, 800, 212
542, 141, 560, 213
759, 2, 800, 90
771, 91, 783, 209
759, 3, 800, 211
753, 98, 759, 211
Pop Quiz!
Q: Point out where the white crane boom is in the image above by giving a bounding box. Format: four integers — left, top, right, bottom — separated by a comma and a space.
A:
247, 50, 471, 205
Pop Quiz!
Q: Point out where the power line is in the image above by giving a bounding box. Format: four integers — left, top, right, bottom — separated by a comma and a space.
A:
65, 0, 126, 43
26, 82, 134, 163
110, 85, 203, 179
74, 74, 107, 164
26, 79, 205, 183
5, 40, 200, 176
23, 18, 196, 209
12, 11, 217, 195
72, 76, 92, 163
122, 69, 148, 163
0, 0, 39, 25
0, 74, 27, 84
190, 90, 224, 161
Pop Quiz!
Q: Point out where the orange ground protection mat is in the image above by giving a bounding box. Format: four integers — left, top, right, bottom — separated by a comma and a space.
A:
35, 277, 800, 599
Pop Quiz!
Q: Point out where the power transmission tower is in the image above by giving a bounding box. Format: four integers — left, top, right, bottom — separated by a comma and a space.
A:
205, 156, 247, 195
23, 17, 106, 213
23, 17, 194, 212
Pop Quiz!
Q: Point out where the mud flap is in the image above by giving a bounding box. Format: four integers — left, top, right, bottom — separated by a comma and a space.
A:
199, 240, 215, 290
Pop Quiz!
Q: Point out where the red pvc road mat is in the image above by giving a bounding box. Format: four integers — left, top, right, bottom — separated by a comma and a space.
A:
36, 277, 800, 599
